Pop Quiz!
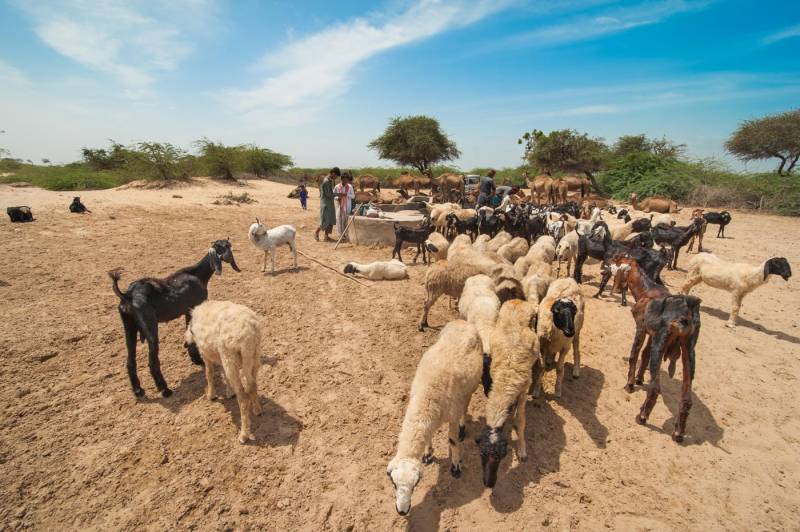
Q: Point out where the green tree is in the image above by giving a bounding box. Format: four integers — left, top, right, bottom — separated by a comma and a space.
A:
41, 158, 51, 165
518, 129, 608, 191
243, 145, 293, 176
726, 109, 800, 175
81, 140, 131, 170
368, 115, 460, 174
613, 134, 685, 159
195, 138, 242, 180
132, 142, 189, 180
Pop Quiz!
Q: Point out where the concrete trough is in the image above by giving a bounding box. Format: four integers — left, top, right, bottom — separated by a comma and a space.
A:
346, 203, 427, 246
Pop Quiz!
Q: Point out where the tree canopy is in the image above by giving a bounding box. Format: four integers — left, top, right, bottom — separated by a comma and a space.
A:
518, 129, 608, 190
195, 139, 294, 179
613, 134, 685, 159
725, 109, 800, 175
368, 115, 460, 173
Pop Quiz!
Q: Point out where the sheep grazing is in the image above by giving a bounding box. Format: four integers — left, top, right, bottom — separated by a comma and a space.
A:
424, 231, 450, 262
69, 196, 90, 213
458, 274, 501, 355
185, 301, 262, 444
522, 261, 553, 305
477, 300, 540, 488
6, 206, 33, 222
533, 278, 585, 398
109, 239, 241, 397
703, 210, 732, 238
681, 253, 791, 327
343, 260, 408, 280
651, 218, 705, 270
615, 257, 701, 443
418, 260, 483, 330
392, 221, 434, 264
497, 236, 529, 263
248, 218, 298, 274
387, 320, 484, 515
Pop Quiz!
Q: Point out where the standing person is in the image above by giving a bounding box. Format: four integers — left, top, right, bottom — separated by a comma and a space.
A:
315, 167, 339, 242
333, 173, 355, 238
477, 169, 496, 208
299, 184, 308, 210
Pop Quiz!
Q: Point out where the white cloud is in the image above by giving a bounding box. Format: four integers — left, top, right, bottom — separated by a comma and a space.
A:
225, 0, 514, 118
14, 1, 216, 94
0, 60, 31, 85
762, 23, 800, 46
507, 0, 714, 46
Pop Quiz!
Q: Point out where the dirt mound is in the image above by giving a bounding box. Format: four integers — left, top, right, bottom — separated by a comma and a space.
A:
116, 178, 198, 190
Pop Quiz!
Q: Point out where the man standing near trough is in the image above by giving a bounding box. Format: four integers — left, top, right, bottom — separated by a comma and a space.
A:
315, 167, 339, 242
333, 173, 355, 240
477, 169, 496, 208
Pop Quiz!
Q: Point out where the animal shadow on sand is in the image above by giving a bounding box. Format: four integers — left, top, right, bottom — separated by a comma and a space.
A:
633, 370, 724, 448
264, 265, 309, 276
701, 305, 800, 345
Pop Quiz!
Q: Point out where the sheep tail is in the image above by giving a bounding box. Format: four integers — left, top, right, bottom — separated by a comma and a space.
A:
108, 270, 131, 302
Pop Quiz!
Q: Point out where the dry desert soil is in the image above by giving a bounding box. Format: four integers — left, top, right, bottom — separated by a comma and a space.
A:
1, 178, 799, 531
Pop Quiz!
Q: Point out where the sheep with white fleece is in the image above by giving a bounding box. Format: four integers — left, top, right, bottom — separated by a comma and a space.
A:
248, 218, 298, 274
681, 253, 791, 327
458, 275, 501, 355
343, 260, 408, 280
555, 230, 579, 278
185, 301, 263, 444
387, 320, 483, 515
497, 236, 530, 264
424, 231, 450, 262
472, 233, 491, 252
534, 278, 585, 398
486, 231, 512, 253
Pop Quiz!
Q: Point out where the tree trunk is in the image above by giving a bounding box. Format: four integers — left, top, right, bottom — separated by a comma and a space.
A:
584, 171, 603, 195
787, 153, 799, 173
776, 155, 787, 176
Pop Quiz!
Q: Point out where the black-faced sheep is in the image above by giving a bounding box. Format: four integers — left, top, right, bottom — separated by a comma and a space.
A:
424, 231, 450, 262
533, 278, 585, 398
185, 301, 262, 444
681, 253, 791, 327
477, 300, 540, 488
109, 239, 241, 397
387, 320, 483, 515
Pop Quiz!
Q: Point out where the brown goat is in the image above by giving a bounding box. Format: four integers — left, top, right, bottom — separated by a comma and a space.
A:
614, 256, 702, 443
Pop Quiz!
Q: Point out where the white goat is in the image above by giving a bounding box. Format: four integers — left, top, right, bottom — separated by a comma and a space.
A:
185, 301, 262, 444
681, 253, 792, 327
248, 218, 298, 274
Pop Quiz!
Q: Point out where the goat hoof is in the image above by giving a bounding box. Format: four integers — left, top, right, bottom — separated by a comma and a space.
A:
636, 414, 647, 425
450, 464, 462, 478
672, 432, 685, 443
161, 387, 173, 398
132, 387, 145, 398
422, 453, 434, 465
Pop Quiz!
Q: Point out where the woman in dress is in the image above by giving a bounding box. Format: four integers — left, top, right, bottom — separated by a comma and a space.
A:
315, 167, 339, 242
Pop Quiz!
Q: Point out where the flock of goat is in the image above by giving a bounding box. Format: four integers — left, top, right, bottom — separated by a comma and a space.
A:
9, 189, 790, 517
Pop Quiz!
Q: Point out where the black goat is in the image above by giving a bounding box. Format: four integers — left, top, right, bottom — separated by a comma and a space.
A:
69, 197, 90, 213
616, 208, 629, 220
595, 238, 668, 306
652, 218, 705, 270
478, 209, 505, 238
392, 221, 434, 263
7, 206, 33, 222
607, 205, 617, 215
550, 202, 581, 218
702, 211, 732, 238
446, 212, 478, 241
109, 239, 240, 398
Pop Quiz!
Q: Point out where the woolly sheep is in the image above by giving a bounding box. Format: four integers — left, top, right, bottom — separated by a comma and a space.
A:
610, 218, 651, 241
681, 253, 791, 327
477, 299, 540, 487
248, 218, 298, 274
458, 275, 501, 354
472, 233, 492, 252
343, 260, 408, 280
522, 261, 553, 304
447, 234, 474, 258
555, 230, 579, 278
418, 260, 484, 330
185, 301, 262, 444
497, 236, 530, 263
486, 231, 512, 253
424, 231, 450, 262
534, 278, 585, 398
387, 320, 483, 515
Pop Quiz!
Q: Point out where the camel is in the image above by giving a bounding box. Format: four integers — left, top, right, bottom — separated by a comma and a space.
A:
437, 173, 464, 203
561, 175, 592, 197
630, 192, 679, 214
552, 178, 568, 204
393, 173, 429, 196
355, 174, 381, 192
527, 174, 554, 205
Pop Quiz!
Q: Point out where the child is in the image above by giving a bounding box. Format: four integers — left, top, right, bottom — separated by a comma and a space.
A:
299, 184, 308, 210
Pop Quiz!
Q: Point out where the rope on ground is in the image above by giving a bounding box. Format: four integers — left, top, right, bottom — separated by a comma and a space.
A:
297, 249, 373, 287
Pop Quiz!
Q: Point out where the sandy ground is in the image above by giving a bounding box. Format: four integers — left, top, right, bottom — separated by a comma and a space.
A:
1, 178, 799, 531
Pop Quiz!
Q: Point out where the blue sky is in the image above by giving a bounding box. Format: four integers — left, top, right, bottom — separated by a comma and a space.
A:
0, 0, 798, 170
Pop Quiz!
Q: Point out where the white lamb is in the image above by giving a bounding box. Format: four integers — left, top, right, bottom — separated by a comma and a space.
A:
343, 260, 408, 280
497, 236, 530, 263
185, 301, 263, 444
534, 278, 585, 398
555, 230, 579, 278
458, 274, 501, 354
387, 320, 483, 515
424, 231, 450, 262
681, 253, 792, 327
248, 218, 298, 275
